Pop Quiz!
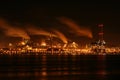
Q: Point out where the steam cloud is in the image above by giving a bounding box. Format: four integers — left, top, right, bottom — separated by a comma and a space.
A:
58, 17, 93, 38
0, 18, 30, 39
0, 19, 67, 44
26, 26, 57, 37
52, 29, 68, 43
0, 17, 93, 46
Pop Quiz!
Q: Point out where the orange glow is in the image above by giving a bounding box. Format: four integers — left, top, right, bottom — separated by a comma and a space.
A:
52, 29, 68, 44
8, 43, 12, 46
21, 42, 25, 45
0, 18, 30, 39
41, 71, 47, 76
26, 26, 57, 37
58, 17, 93, 38
41, 41, 46, 46
72, 42, 78, 48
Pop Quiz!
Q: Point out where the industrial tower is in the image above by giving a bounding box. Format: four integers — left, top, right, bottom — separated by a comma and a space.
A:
91, 24, 106, 54
97, 24, 106, 46
96, 24, 106, 53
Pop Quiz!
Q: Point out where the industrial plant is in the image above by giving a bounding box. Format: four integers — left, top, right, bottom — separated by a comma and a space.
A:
0, 18, 120, 55
0, 23, 120, 55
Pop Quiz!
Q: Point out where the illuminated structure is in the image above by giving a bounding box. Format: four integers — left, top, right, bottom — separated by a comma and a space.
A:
91, 24, 106, 54
1, 24, 120, 55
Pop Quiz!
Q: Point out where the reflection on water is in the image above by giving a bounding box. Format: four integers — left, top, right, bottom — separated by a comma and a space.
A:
0, 54, 120, 80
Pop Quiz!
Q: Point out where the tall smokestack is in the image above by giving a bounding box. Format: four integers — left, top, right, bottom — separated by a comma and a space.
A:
97, 24, 106, 46
98, 24, 104, 41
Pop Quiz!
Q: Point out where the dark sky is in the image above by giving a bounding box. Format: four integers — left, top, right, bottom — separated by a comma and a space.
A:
0, 2, 120, 46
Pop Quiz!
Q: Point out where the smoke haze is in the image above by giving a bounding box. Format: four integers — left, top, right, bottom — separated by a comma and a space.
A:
0, 17, 93, 47
26, 25, 57, 37
58, 17, 93, 38
52, 29, 68, 43
0, 18, 30, 39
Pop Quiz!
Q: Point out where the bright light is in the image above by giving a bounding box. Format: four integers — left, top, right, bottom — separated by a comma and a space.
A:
41, 42, 46, 46
26, 45, 32, 50
21, 42, 25, 45
9, 43, 12, 46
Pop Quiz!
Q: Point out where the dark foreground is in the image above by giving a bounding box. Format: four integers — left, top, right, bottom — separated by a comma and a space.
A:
0, 53, 120, 80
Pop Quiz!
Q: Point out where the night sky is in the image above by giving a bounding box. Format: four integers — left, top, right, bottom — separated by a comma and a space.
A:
0, 2, 120, 47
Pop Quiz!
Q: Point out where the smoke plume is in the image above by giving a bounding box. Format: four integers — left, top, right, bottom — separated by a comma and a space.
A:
26, 26, 57, 37
52, 29, 68, 43
0, 18, 30, 39
58, 17, 93, 38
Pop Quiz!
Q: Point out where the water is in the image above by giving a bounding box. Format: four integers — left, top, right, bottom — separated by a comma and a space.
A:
0, 53, 120, 80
